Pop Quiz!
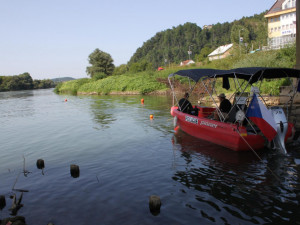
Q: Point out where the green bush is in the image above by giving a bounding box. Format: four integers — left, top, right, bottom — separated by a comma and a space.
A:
56, 78, 90, 95
92, 72, 107, 81
54, 45, 296, 96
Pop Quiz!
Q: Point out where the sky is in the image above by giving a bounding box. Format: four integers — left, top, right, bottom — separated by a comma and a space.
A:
0, 0, 276, 79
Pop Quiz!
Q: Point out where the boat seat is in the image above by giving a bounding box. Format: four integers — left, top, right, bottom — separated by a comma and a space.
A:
225, 107, 237, 123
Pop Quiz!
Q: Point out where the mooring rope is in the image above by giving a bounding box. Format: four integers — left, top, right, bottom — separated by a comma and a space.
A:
236, 128, 281, 182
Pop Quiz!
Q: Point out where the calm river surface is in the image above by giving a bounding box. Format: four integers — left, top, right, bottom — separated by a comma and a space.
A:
0, 89, 299, 225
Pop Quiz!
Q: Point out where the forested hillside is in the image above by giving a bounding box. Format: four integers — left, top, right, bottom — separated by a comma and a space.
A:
128, 11, 268, 69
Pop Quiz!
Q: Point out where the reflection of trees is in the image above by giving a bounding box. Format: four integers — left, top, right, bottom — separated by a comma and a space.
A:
0, 90, 34, 100
0, 90, 35, 120
88, 95, 174, 132
90, 98, 116, 129
171, 131, 300, 224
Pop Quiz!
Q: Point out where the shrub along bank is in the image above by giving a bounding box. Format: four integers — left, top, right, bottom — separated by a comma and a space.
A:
54, 45, 296, 96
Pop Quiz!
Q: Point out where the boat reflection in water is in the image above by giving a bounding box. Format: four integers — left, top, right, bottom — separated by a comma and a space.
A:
171, 129, 261, 164
170, 130, 299, 224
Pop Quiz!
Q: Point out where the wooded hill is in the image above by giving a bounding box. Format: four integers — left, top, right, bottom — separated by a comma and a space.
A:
128, 11, 268, 69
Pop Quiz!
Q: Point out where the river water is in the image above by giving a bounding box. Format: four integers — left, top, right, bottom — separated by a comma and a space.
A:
0, 89, 299, 225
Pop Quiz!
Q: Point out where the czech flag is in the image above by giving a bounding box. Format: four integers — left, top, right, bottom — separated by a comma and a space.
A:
246, 93, 277, 141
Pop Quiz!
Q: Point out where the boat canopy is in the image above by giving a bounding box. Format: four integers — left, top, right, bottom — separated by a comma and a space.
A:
169, 67, 300, 84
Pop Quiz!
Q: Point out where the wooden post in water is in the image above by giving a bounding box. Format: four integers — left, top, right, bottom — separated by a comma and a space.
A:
36, 159, 45, 169
70, 164, 80, 178
0, 195, 6, 210
149, 195, 161, 215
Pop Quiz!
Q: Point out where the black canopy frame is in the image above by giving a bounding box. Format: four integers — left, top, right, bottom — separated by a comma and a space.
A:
169, 67, 300, 84
168, 67, 300, 123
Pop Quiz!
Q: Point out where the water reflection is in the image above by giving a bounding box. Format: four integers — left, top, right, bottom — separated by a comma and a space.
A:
0, 90, 34, 100
171, 130, 300, 224
0, 90, 35, 121
89, 98, 116, 129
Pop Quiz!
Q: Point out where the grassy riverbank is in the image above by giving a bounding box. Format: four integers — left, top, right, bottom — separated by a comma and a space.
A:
55, 45, 296, 95
55, 69, 177, 95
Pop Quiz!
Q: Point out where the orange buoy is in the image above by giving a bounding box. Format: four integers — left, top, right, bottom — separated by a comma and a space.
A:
141, 98, 144, 104
150, 114, 154, 119
64, 99, 68, 102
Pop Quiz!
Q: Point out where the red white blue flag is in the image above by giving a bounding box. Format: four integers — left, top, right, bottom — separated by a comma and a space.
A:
246, 93, 277, 141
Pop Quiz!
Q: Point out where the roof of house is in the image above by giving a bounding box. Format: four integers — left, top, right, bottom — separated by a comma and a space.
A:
266, 0, 285, 15
208, 43, 233, 57
180, 60, 195, 66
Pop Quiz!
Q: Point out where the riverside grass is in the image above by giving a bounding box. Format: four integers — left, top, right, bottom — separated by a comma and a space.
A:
56, 69, 177, 95
55, 45, 296, 95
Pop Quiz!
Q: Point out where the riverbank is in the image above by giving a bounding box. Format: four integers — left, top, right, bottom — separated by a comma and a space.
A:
77, 90, 169, 95
54, 70, 173, 95
54, 45, 296, 96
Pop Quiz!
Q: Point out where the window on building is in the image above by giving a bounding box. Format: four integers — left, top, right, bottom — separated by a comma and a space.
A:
271, 18, 273, 22
271, 28, 273, 32
278, 26, 281, 31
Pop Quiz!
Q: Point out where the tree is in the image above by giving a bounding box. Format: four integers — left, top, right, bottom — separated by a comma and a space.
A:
195, 46, 212, 62
230, 24, 249, 44
18, 72, 33, 89
86, 48, 115, 78
129, 60, 153, 73
113, 64, 129, 75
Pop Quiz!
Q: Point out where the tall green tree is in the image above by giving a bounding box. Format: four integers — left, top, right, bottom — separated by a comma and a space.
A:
86, 48, 115, 78
230, 24, 250, 44
113, 64, 129, 75
195, 46, 212, 62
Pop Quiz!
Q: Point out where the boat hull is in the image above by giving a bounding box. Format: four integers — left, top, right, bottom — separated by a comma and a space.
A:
171, 106, 265, 151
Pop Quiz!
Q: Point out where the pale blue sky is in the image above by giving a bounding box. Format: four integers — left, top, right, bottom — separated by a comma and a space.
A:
0, 0, 276, 79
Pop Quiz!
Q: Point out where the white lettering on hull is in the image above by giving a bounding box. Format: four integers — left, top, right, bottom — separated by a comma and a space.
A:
200, 120, 218, 128
185, 116, 198, 124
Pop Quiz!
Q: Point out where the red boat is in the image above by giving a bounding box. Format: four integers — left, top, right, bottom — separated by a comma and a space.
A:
168, 68, 300, 153
171, 106, 266, 151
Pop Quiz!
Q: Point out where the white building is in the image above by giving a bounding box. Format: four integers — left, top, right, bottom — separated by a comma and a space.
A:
265, 0, 296, 49
180, 60, 195, 66
208, 43, 233, 61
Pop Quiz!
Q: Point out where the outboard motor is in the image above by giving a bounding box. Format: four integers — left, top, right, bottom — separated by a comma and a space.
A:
270, 106, 288, 154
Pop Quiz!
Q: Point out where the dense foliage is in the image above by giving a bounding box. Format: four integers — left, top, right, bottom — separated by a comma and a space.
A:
55, 45, 296, 96
86, 48, 115, 78
52, 77, 75, 82
0, 73, 55, 92
128, 11, 268, 70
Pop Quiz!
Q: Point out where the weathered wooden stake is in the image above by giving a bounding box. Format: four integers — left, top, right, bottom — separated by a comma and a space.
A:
70, 164, 80, 178
149, 195, 161, 215
36, 159, 45, 169
0, 195, 6, 210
